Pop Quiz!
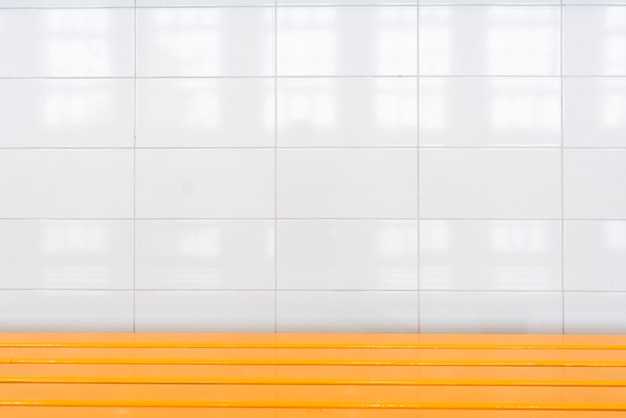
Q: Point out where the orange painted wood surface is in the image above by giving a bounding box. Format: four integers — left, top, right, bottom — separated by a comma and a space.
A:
1, 334, 625, 417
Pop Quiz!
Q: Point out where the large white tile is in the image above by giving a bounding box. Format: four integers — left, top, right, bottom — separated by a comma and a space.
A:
419, 149, 561, 219
0, 290, 133, 332
0, 221, 133, 290
277, 291, 418, 333
564, 6, 626, 76
136, 78, 274, 148
135, 291, 275, 332
564, 149, 626, 219
277, 78, 417, 147
0, 0, 134, 6
0, 9, 133, 77
565, 0, 626, 3
0, 79, 133, 148
279, 0, 416, 4
277, 220, 417, 290
138, 0, 272, 5
136, 220, 275, 290
136, 149, 274, 218
563, 78, 626, 148
420, 78, 561, 147
421, 0, 557, 3
420, 292, 562, 333
565, 293, 626, 334
277, 149, 417, 218
277, 7, 417, 76
564, 221, 626, 291
0, 150, 133, 218
136, 8, 273, 77
421, 221, 561, 291
420, 6, 560, 76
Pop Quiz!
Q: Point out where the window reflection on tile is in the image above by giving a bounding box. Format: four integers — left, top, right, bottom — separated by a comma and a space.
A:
278, 78, 417, 147
0, 9, 133, 77
420, 6, 559, 75
135, 221, 275, 290
421, 221, 561, 291
277, 6, 417, 76
420, 78, 560, 147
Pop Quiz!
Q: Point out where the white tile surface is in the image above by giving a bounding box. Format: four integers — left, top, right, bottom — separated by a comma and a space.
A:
136, 149, 274, 219
420, 6, 560, 76
421, 221, 561, 291
0, 220, 133, 290
136, 221, 275, 290
564, 149, 626, 219
564, 6, 626, 76
421, 0, 558, 3
0, 0, 134, 7
277, 220, 418, 290
135, 291, 275, 332
420, 292, 562, 333
564, 221, 626, 291
0, 79, 134, 148
563, 78, 626, 148
138, 0, 272, 5
277, 149, 418, 218
136, 78, 274, 148
565, 293, 626, 334
277, 291, 418, 333
0, 150, 133, 219
277, 6, 417, 76
136, 8, 273, 77
279, 0, 416, 4
565, 0, 626, 3
0, 9, 133, 77
277, 78, 417, 147
420, 78, 561, 147
420, 149, 561, 219
0, 290, 133, 332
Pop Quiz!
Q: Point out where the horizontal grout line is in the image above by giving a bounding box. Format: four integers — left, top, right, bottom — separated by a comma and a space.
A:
2, 218, 626, 221
2, 399, 625, 411
3, 376, 626, 386
3, 358, 626, 367
2, 289, 624, 293
1, 75, 626, 80
2, 147, 626, 151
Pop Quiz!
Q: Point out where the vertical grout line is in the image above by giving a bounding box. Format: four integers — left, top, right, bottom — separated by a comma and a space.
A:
274, 0, 278, 334
416, 0, 420, 334
560, 0, 565, 335
133, 0, 137, 334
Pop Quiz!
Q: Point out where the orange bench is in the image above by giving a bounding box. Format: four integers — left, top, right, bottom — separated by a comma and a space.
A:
1, 334, 626, 417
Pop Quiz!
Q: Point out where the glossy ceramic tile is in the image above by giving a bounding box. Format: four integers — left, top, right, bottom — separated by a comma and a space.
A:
0, 150, 133, 218
277, 220, 418, 290
136, 8, 273, 77
277, 78, 417, 147
0, 79, 133, 148
421, 221, 561, 291
0, 9, 133, 77
277, 291, 418, 333
421, 0, 558, 3
138, 0, 273, 5
277, 7, 417, 76
419, 149, 561, 219
563, 78, 626, 148
564, 149, 626, 219
419, 78, 561, 147
135, 291, 275, 332
279, 0, 416, 4
565, 0, 626, 3
277, 149, 417, 218
420, 292, 562, 333
136, 78, 274, 148
420, 6, 560, 75
564, 221, 626, 291
0, 290, 133, 332
565, 293, 626, 334
136, 221, 275, 290
136, 149, 274, 218
0, 221, 133, 290
0, 0, 134, 6
564, 6, 626, 76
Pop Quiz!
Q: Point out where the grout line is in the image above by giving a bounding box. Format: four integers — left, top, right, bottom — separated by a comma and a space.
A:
2, 289, 623, 293
133, 0, 137, 334
3, 75, 626, 80
3, 146, 626, 150
560, 0, 566, 335
1, 218, 625, 221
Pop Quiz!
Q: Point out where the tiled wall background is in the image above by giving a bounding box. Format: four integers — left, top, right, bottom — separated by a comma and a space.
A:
0, 0, 625, 334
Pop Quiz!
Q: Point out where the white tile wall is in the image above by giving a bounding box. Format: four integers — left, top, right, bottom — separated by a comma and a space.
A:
1, 0, 625, 334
